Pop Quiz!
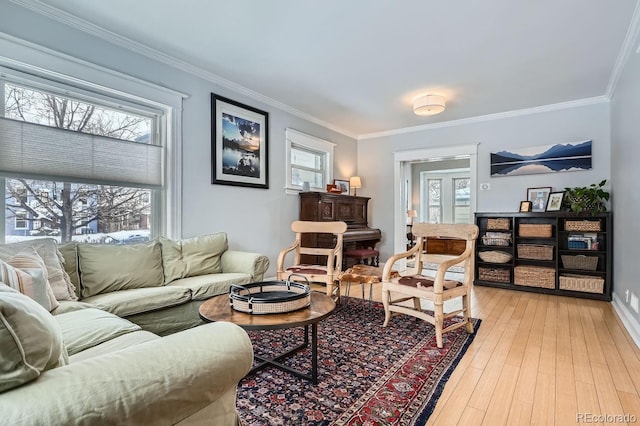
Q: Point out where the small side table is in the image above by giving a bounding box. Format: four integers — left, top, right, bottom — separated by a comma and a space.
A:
337, 264, 399, 306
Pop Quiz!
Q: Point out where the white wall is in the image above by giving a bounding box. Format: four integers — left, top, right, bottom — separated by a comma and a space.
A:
358, 103, 611, 260
610, 38, 640, 342
0, 4, 357, 276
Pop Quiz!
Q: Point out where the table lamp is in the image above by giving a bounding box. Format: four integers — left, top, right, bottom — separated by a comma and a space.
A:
349, 176, 361, 196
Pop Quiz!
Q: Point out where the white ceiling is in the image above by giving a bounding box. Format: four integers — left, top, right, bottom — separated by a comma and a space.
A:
18, 0, 639, 138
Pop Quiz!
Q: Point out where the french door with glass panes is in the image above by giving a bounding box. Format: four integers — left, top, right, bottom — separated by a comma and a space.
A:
420, 172, 471, 224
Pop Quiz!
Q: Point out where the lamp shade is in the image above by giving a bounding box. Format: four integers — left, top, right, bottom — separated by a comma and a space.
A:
413, 94, 445, 116
349, 176, 362, 189
407, 209, 417, 218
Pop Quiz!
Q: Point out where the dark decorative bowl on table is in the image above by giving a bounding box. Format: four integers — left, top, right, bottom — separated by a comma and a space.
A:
229, 276, 311, 314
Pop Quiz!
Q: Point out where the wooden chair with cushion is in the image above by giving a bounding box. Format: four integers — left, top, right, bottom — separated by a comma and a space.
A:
277, 221, 348, 301
381, 223, 479, 348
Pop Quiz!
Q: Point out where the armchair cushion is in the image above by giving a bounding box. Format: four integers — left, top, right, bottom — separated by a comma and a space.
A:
286, 265, 328, 275
0, 284, 68, 393
77, 241, 163, 297
160, 233, 228, 284
396, 275, 462, 290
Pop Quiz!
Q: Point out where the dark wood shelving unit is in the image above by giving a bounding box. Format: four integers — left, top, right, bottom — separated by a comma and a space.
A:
474, 212, 612, 301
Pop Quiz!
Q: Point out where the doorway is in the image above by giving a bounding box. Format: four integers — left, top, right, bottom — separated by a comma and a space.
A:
393, 144, 478, 265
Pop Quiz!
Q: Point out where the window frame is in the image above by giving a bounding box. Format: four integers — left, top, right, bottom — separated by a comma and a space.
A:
285, 128, 335, 194
0, 36, 186, 242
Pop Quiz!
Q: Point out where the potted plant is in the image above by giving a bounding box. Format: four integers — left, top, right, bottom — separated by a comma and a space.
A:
564, 179, 610, 213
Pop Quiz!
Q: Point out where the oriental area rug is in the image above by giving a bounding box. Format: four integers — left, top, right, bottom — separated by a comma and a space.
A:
236, 297, 481, 425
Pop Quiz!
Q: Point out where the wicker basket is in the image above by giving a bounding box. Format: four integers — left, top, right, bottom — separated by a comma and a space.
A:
517, 244, 554, 261
487, 218, 510, 230
478, 267, 510, 283
518, 224, 553, 238
565, 219, 601, 232
559, 274, 604, 294
229, 281, 311, 314
478, 250, 513, 263
514, 265, 555, 288
561, 255, 598, 271
481, 232, 511, 246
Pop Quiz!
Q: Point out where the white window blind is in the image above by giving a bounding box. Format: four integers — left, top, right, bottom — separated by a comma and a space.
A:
0, 117, 163, 188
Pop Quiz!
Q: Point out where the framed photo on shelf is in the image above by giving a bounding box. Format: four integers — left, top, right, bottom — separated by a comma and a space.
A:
211, 93, 269, 189
333, 179, 350, 194
546, 191, 565, 211
526, 186, 552, 212
519, 201, 533, 212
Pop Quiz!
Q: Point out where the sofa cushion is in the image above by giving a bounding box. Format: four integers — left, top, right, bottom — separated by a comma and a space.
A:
0, 247, 59, 311
0, 238, 77, 301
51, 300, 96, 316
169, 273, 251, 301
0, 284, 68, 393
69, 330, 159, 363
77, 241, 163, 298
81, 286, 192, 317
160, 233, 228, 284
57, 242, 80, 298
54, 308, 141, 356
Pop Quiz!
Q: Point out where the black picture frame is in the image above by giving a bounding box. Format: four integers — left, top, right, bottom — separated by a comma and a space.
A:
211, 94, 269, 188
546, 191, 565, 212
519, 201, 533, 212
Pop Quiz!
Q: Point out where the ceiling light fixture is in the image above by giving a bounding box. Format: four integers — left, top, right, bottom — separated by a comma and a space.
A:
413, 94, 445, 116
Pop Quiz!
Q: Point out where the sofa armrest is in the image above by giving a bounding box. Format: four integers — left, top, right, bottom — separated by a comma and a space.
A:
221, 250, 269, 281
0, 322, 253, 426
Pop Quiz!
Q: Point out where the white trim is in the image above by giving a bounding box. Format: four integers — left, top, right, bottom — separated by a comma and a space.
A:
166, 106, 182, 239
0, 32, 188, 104
360, 97, 609, 140
285, 128, 335, 193
393, 144, 478, 261
608, 0, 640, 97
612, 294, 640, 349
7, 0, 357, 139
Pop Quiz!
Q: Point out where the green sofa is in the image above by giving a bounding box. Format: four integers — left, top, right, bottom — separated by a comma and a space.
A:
0, 233, 269, 425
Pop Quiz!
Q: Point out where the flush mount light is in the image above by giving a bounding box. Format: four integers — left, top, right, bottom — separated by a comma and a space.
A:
413, 94, 445, 116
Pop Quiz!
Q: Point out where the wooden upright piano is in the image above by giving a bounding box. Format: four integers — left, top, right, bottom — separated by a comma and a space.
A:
298, 192, 381, 268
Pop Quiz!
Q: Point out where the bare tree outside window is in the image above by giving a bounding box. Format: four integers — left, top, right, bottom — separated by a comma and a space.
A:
3, 83, 153, 243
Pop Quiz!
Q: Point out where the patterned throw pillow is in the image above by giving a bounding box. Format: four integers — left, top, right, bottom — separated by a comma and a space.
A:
0, 247, 59, 312
0, 239, 77, 301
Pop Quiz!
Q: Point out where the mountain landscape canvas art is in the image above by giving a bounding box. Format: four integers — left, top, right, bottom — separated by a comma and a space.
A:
490, 140, 592, 176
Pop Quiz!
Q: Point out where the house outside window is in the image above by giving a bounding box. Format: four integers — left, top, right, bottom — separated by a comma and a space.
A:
14, 211, 27, 230
285, 128, 334, 192
1, 76, 164, 244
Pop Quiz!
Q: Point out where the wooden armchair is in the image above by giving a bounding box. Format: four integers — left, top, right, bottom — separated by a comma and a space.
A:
381, 223, 479, 348
277, 221, 348, 300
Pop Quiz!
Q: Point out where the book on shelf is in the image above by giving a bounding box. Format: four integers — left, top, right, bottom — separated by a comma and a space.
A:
568, 233, 599, 250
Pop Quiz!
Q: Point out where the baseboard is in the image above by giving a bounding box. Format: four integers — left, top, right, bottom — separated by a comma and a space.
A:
612, 294, 640, 349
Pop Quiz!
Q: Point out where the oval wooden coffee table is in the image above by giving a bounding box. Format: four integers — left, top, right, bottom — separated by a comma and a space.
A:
199, 291, 335, 383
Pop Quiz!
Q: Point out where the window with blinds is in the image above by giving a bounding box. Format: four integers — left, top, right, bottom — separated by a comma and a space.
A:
1, 80, 163, 244
285, 128, 335, 192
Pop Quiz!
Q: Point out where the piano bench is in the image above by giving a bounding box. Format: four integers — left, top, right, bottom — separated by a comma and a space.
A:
343, 248, 380, 267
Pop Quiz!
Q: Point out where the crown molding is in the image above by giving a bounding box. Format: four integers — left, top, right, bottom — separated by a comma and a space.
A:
358, 96, 609, 140
8, 0, 357, 139
607, 0, 640, 97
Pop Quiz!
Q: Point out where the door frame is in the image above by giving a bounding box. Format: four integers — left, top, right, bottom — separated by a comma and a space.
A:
393, 144, 478, 268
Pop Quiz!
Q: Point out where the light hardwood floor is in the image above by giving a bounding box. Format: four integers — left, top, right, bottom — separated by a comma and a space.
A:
315, 282, 640, 425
